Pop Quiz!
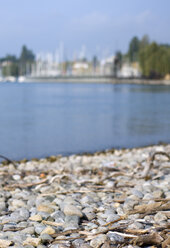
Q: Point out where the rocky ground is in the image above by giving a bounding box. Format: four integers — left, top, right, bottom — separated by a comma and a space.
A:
0, 145, 169, 248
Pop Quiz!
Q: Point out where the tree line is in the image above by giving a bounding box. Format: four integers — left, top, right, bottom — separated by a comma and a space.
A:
127, 35, 170, 79
1, 37, 170, 79
0, 45, 35, 77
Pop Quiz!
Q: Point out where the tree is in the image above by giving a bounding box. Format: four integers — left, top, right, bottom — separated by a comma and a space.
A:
139, 42, 170, 78
140, 34, 150, 50
114, 51, 122, 77
2, 62, 19, 77
128, 36, 140, 62
19, 45, 35, 75
1, 54, 19, 77
20, 45, 35, 63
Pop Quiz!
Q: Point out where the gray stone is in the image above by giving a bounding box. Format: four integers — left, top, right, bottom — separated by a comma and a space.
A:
106, 214, 119, 223
9, 213, 22, 223
153, 190, 163, 198
27, 199, 36, 208
84, 211, 96, 221
63, 204, 83, 217
51, 210, 65, 223
21, 226, 35, 235
50, 245, 60, 248
116, 207, 124, 215
85, 222, 98, 231
143, 193, 153, 200
64, 215, 80, 230
19, 208, 30, 220
107, 231, 124, 243
82, 207, 96, 221
72, 239, 85, 248
131, 189, 144, 199
123, 199, 137, 211
38, 211, 50, 220
128, 222, 144, 229
9, 232, 27, 244
17, 221, 28, 228
0, 202, 6, 211
10, 199, 26, 209
154, 212, 167, 222
40, 233, 53, 243
81, 195, 95, 205
35, 224, 46, 234
90, 234, 107, 248
97, 218, 106, 226
104, 209, 116, 216
3, 223, 17, 232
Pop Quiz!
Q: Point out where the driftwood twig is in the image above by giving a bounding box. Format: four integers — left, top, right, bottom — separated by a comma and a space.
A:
142, 151, 170, 178
4, 179, 48, 190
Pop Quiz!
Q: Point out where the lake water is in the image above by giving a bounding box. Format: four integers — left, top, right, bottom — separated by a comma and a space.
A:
0, 82, 170, 160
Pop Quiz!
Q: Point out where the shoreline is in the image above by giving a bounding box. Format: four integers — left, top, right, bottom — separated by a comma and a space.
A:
0, 144, 169, 247
17, 76, 170, 85
1, 142, 169, 164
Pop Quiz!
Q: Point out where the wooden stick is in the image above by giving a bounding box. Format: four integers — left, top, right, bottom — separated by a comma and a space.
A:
103, 216, 126, 226
4, 179, 48, 190
142, 151, 170, 178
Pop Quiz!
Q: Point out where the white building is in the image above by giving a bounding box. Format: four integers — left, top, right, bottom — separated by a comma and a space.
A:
118, 63, 141, 78
72, 61, 89, 75
100, 55, 115, 75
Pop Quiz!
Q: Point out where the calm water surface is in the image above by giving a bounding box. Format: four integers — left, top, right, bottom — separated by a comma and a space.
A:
0, 82, 170, 160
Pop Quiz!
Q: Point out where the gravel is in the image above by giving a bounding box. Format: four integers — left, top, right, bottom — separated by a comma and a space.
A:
0, 144, 169, 247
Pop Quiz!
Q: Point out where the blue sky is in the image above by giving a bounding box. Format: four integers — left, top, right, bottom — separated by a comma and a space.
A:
0, 0, 170, 58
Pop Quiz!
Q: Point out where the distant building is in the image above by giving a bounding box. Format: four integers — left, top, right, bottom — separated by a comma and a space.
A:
118, 63, 141, 78
72, 61, 90, 75
100, 56, 115, 76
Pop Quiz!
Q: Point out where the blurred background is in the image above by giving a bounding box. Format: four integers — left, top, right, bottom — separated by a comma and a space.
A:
0, 0, 170, 160
0, 0, 170, 80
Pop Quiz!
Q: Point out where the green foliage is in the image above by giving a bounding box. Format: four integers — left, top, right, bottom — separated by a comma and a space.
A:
2, 62, 19, 77
115, 51, 122, 67
1, 54, 19, 77
19, 45, 35, 63
0, 45, 35, 77
127, 34, 170, 78
140, 35, 150, 50
128, 36, 140, 62
114, 51, 123, 77
19, 45, 35, 75
0, 55, 18, 63
139, 42, 170, 78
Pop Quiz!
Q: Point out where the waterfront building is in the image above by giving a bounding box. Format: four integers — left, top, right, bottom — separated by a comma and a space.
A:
100, 55, 116, 76
118, 62, 141, 78
72, 61, 90, 76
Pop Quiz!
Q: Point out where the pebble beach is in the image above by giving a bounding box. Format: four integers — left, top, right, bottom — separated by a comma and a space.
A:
0, 145, 169, 248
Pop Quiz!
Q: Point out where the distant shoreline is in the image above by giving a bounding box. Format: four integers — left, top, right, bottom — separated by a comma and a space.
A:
19, 76, 170, 85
